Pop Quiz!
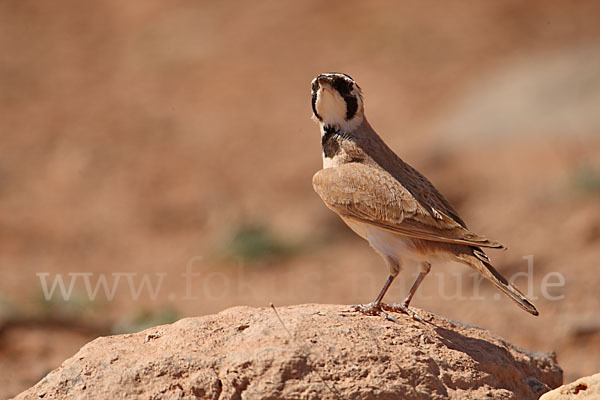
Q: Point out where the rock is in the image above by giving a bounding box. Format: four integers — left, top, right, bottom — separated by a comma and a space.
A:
14, 304, 562, 400
540, 372, 600, 400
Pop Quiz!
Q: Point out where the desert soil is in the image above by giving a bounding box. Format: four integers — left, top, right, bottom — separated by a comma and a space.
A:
1, 1, 599, 398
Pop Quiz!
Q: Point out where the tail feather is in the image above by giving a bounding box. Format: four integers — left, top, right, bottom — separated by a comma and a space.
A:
458, 248, 539, 316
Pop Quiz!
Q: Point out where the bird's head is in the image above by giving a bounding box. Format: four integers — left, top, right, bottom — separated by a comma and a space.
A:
311, 73, 364, 133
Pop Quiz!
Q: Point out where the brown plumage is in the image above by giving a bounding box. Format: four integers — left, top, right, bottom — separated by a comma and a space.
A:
310, 73, 538, 320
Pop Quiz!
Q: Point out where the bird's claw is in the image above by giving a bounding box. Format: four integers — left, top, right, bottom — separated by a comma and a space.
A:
351, 302, 400, 323
351, 302, 425, 323
381, 302, 425, 323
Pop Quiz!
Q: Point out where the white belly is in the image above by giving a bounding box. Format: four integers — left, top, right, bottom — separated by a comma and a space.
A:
341, 217, 447, 266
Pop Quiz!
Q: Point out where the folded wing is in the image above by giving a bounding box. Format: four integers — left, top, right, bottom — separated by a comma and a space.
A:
312, 163, 505, 249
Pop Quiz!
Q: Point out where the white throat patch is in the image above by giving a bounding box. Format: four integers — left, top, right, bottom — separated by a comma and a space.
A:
315, 85, 363, 133
315, 86, 347, 126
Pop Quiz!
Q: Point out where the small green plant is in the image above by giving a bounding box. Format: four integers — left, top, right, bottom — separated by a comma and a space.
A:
0, 292, 17, 320
34, 290, 99, 319
573, 165, 600, 195
112, 306, 179, 334
225, 222, 294, 262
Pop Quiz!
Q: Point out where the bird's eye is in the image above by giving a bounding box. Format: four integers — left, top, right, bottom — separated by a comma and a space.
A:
332, 77, 352, 96
311, 80, 319, 92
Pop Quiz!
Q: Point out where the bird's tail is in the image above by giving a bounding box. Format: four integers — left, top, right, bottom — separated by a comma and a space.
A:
457, 248, 539, 316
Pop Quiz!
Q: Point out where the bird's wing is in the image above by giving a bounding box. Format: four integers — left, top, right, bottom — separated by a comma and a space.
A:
312, 163, 505, 249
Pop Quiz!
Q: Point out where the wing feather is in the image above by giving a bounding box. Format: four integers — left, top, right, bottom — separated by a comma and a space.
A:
313, 163, 505, 249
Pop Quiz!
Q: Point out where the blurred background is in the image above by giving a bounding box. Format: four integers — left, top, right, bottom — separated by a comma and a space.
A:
1, 0, 599, 397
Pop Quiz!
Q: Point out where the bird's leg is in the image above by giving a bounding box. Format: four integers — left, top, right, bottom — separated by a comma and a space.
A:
382, 262, 431, 322
352, 274, 399, 322
403, 261, 431, 307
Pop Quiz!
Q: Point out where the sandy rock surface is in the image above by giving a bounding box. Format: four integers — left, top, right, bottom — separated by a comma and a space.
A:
14, 304, 562, 400
540, 372, 600, 400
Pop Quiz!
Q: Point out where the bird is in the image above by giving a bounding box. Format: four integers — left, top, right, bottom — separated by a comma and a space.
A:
310, 72, 538, 322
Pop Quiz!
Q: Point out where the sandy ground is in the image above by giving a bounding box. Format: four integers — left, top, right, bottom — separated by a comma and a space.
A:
1, 1, 599, 397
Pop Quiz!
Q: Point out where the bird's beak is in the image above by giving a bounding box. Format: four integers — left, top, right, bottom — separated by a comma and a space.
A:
317, 76, 333, 91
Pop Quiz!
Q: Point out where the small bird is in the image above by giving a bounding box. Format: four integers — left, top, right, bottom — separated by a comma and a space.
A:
310, 72, 538, 322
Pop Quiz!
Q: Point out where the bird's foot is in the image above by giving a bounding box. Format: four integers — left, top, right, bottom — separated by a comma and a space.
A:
351, 302, 400, 322
381, 302, 425, 323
